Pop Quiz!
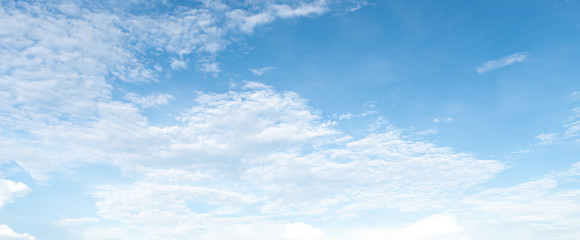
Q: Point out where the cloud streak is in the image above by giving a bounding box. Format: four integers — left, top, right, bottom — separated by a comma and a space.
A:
476, 52, 528, 74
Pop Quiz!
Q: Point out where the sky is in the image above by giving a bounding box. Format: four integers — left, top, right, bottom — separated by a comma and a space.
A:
0, 0, 580, 239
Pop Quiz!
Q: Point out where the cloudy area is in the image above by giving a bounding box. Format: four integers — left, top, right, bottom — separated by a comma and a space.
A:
1, 0, 579, 239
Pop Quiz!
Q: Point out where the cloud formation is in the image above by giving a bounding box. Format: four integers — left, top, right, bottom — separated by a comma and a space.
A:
476, 52, 528, 74
0, 225, 35, 240
0, 179, 30, 209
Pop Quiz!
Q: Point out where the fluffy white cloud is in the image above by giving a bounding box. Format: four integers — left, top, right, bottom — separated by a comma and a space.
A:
0, 179, 30, 209
0, 225, 35, 240
28, 81, 495, 238
0, 0, 341, 179
476, 52, 528, 74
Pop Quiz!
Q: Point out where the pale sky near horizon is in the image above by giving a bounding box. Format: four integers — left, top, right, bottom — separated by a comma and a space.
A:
1, 0, 580, 239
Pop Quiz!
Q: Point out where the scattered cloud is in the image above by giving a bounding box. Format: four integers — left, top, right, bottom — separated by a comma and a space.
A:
249, 67, 274, 76
2, 1, 578, 240
476, 52, 528, 74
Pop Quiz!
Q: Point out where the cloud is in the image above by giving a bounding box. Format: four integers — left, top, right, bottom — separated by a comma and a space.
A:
569, 92, 580, 102
198, 61, 221, 73
170, 58, 188, 70
249, 67, 274, 76
124, 92, 174, 108
433, 117, 453, 123
0, 0, 339, 179
461, 162, 580, 239
13, 81, 498, 238
337, 111, 376, 120
535, 133, 558, 146
227, 1, 328, 34
347, 215, 462, 240
55, 217, 100, 226
476, 52, 528, 74
565, 106, 580, 139
5, 2, 568, 239
0, 225, 35, 240
0, 179, 30, 209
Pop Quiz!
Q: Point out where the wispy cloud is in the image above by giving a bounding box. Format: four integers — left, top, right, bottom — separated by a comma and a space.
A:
124, 92, 173, 108
228, 1, 328, 34
476, 52, 528, 74
535, 133, 558, 146
337, 110, 376, 120
249, 67, 274, 76
569, 91, 580, 102
433, 117, 453, 123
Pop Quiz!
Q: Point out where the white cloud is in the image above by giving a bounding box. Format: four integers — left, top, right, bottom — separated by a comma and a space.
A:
462, 162, 580, 239
11, 81, 495, 238
199, 221, 329, 240
0, 179, 30, 209
0, 225, 35, 240
535, 133, 558, 146
337, 111, 376, 120
565, 107, 580, 139
0, 0, 339, 179
476, 52, 528, 74
0, 2, 544, 239
227, 1, 328, 34
198, 61, 221, 73
433, 117, 453, 123
347, 215, 462, 240
569, 91, 580, 102
55, 217, 100, 226
271, 1, 328, 18
170, 58, 188, 70
125, 92, 173, 108
242, 128, 503, 216
249, 67, 274, 76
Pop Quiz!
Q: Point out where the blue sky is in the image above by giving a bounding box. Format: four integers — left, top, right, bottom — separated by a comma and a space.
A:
1, 0, 579, 239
